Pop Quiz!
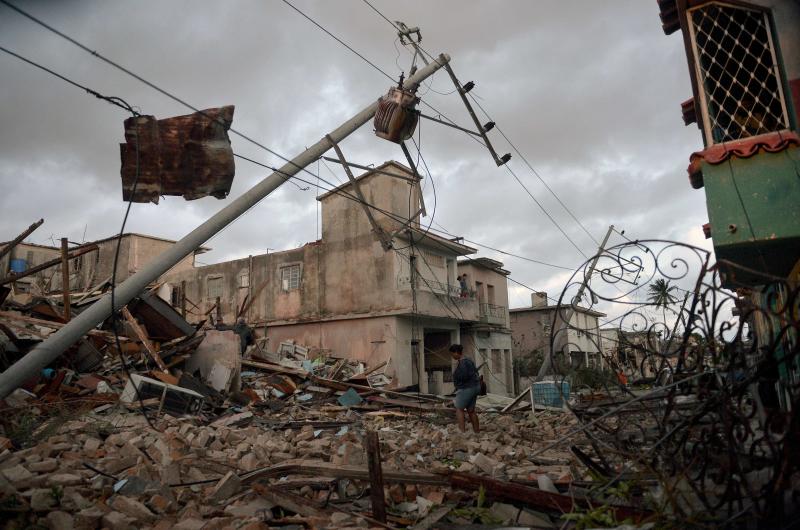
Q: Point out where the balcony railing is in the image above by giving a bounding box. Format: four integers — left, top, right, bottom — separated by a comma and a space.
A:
479, 303, 507, 325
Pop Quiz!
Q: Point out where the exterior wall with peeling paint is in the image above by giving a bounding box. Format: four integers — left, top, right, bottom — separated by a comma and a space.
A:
160, 161, 515, 393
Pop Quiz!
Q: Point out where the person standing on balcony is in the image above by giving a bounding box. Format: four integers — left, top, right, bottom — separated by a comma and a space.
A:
450, 344, 480, 433
459, 274, 469, 298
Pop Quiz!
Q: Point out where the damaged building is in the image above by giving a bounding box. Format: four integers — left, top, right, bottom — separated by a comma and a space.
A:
161, 161, 515, 395
1, 234, 206, 306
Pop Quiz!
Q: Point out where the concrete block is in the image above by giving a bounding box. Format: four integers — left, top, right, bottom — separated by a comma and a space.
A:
2, 464, 33, 488
101, 510, 136, 530
470, 453, 499, 475
29, 459, 59, 473
110, 495, 157, 523
489, 502, 519, 524
518, 507, 554, 528
45, 510, 75, 530
30, 488, 59, 511
47, 473, 83, 487
208, 471, 241, 504
147, 493, 174, 514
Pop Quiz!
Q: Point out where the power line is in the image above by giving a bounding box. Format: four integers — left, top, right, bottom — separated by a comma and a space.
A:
0, 0, 331, 192
467, 92, 600, 246
2, 1, 577, 293
358, 0, 599, 254
0, 44, 309, 193
233, 153, 575, 273
2, 1, 629, 372
281, 0, 396, 84
503, 164, 589, 259
0, 45, 139, 116
276, 0, 592, 263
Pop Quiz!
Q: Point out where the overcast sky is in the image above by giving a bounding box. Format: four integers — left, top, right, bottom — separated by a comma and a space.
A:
0, 0, 713, 316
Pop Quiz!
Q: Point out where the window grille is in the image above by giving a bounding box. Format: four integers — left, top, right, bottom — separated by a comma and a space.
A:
417, 249, 445, 268
687, 3, 789, 144
281, 264, 301, 291
239, 272, 249, 288
207, 277, 223, 299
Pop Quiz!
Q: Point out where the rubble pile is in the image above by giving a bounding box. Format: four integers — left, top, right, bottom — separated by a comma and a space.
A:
0, 403, 587, 529
0, 288, 654, 529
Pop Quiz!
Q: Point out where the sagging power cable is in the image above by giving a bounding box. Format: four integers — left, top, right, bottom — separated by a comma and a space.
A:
359, 0, 600, 254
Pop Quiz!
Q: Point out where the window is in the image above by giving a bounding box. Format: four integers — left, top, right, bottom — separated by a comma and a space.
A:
239, 272, 249, 288
688, 3, 790, 144
207, 277, 223, 299
417, 249, 444, 268
281, 264, 301, 291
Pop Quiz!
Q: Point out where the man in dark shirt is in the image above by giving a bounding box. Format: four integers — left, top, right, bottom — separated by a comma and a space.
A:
450, 344, 480, 433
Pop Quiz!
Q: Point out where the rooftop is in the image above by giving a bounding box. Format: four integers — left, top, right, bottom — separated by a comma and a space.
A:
509, 304, 606, 318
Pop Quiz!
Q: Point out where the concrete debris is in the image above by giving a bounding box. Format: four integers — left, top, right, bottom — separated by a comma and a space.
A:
0, 288, 659, 529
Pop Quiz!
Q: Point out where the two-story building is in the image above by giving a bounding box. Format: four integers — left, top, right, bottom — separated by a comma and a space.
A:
161, 161, 515, 395
510, 292, 606, 373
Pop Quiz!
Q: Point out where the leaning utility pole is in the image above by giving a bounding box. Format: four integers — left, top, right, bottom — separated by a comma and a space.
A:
0, 54, 452, 399
535, 225, 614, 380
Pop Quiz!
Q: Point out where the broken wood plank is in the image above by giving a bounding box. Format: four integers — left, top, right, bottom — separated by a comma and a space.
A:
366, 395, 448, 411
242, 359, 309, 378
74, 276, 113, 304
0, 310, 124, 341
311, 375, 445, 403
60, 237, 71, 321
448, 472, 653, 523
121, 306, 168, 372
238, 277, 270, 317
0, 218, 44, 261
501, 386, 531, 412
361, 360, 388, 377
241, 462, 449, 487
252, 483, 332, 518
364, 429, 387, 523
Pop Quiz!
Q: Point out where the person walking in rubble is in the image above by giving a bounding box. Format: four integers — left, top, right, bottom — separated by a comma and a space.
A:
450, 344, 480, 433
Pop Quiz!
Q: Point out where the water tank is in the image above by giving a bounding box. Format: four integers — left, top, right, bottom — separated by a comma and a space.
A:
9, 259, 27, 273
532, 381, 570, 408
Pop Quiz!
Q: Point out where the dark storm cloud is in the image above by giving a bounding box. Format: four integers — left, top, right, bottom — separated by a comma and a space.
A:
0, 0, 712, 312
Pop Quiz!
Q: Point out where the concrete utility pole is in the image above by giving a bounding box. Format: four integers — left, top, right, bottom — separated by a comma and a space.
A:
536, 225, 614, 380
0, 54, 451, 399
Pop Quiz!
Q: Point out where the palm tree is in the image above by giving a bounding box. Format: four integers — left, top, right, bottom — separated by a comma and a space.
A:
648, 278, 679, 326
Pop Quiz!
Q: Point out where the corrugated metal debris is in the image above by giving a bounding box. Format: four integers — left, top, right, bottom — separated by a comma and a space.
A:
120, 106, 236, 204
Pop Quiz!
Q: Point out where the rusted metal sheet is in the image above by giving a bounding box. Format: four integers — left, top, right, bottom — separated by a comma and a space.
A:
120, 106, 235, 204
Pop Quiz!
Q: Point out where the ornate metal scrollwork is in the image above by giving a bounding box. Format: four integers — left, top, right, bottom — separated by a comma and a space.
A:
548, 240, 799, 526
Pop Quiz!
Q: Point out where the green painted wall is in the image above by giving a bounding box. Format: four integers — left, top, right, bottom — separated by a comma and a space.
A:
702, 146, 800, 282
